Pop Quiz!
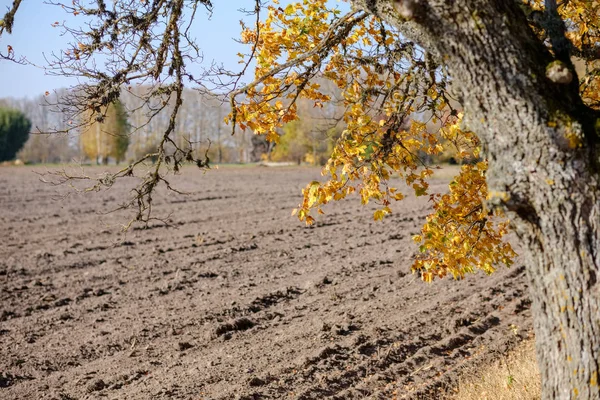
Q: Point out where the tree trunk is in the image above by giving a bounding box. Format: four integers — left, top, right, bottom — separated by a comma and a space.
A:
522, 172, 600, 398
352, 0, 600, 397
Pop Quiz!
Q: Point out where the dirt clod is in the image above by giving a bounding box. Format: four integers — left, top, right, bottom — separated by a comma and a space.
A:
86, 379, 106, 393
177, 342, 193, 351
59, 313, 72, 321
247, 376, 266, 387
215, 317, 256, 336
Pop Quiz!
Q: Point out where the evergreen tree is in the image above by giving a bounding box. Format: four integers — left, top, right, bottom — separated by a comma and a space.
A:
0, 108, 31, 162
109, 100, 130, 164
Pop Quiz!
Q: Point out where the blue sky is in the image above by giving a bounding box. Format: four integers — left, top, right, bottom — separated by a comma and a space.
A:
0, 0, 349, 99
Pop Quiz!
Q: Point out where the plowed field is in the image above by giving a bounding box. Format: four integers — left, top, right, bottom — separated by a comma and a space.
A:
0, 166, 532, 399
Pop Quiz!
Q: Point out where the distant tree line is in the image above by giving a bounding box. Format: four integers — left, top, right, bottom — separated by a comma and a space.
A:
0, 84, 349, 166
1, 85, 460, 166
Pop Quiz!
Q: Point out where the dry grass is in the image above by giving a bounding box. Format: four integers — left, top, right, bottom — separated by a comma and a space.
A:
449, 339, 541, 400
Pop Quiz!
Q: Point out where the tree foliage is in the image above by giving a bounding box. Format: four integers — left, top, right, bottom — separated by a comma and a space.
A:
111, 100, 130, 164
230, 0, 512, 279
225, 0, 600, 283
0, 107, 31, 162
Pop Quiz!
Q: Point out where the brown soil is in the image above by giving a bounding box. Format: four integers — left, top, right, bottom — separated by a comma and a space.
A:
0, 166, 533, 400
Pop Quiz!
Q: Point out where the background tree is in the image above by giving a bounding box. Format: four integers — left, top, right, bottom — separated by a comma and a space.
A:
250, 134, 273, 162
0, 93, 79, 164
271, 120, 310, 164
0, 107, 31, 162
110, 100, 130, 164
271, 83, 345, 165
18, 133, 77, 164
80, 100, 130, 165
271, 109, 342, 165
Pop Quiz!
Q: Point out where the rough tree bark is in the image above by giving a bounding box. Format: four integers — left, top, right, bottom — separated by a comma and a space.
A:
351, 0, 600, 398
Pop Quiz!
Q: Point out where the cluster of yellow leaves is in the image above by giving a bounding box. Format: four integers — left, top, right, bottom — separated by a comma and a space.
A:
574, 0, 600, 111
550, 0, 600, 60
232, 0, 599, 281
525, 0, 600, 108
232, 2, 448, 218
231, 0, 336, 142
412, 161, 517, 282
